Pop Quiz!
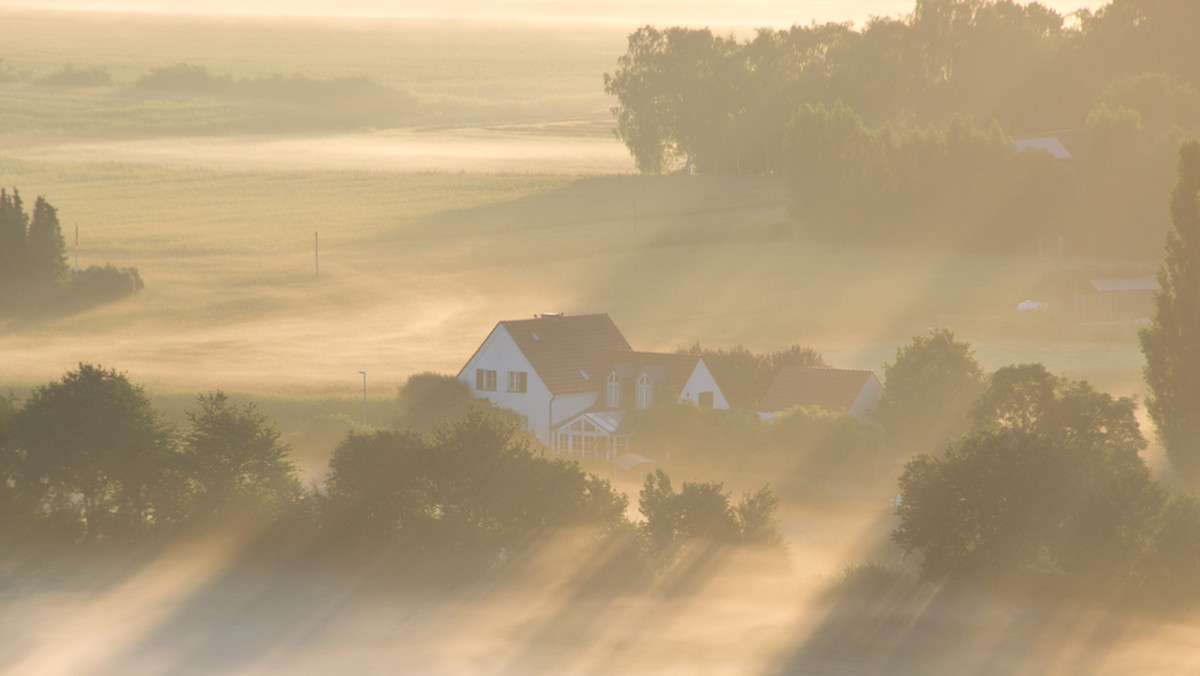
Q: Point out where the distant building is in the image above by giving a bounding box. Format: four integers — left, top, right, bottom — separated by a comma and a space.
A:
1012, 129, 1085, 167
457, 313, 728, 457
1082, 277, 1159, 319
757, 366, 882, 422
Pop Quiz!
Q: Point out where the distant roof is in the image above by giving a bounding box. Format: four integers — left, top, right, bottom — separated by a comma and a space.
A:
499, 313, 632, 394
759, 366, 876, 414
1090, 277, 1159, 292
1013, 129, 1085, 161
1014, 137, 1072, 159
613, 453, 655, 471
598, 350, 701, 399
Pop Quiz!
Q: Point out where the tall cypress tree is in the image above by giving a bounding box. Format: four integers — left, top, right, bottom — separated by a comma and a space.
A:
0, 188, 29, 282
27, 196, 68, 284
1140, 140, 1200, 485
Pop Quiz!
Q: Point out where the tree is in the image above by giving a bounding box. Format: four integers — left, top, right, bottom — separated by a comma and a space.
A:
1140, 139, 1200, 486
896, 365, 1163, 584
393, 371, 475, 432
605, 27, 742, 175
181, 391, 302, 519
10, 364, 179, 541
27, 196, 68, 285
0, 188, 28, 282
322, 409, 627, 563
871, 329, 986, 455
323, 429, 436, 545
637, 468, 780, 553
758, 405, 884, 492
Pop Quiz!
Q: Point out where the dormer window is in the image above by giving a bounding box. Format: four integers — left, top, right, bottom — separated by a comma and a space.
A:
606, 371, 620, 408
636, 372, 653, 409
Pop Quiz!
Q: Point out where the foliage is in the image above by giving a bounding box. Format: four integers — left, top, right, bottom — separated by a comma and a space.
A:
637, 469, 781, 554
624, 402, 763, 475
130, 63, 418, 129
754, 406, 884, 493
9, 364, 181, 542
35, 63, 113, 88
323, 429, 437, 545
68, 264, 144, 306
606, 6, 1200, 256
393, 372, 475, 432
1140, 494, 1200, 606
1140, 139, 1200, 486
784, 105, 1074, 252
871, 329, 986, 456
678, 342, 826, 410
895, 366, 1163, 585
603, 27, 740, 175
323, 409, 628, 565
180, 391, 303, 520
0, 189, 142, 317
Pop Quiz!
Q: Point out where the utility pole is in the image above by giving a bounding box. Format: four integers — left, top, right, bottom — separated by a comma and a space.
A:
358, 370, 367, 426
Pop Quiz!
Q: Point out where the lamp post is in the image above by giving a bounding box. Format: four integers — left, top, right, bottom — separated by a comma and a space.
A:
358, 370, 367, 426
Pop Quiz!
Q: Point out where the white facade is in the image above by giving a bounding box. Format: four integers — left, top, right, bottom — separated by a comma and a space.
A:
847, 373, 883, 420
456, 325, 599, 445
677, 358, 729, 409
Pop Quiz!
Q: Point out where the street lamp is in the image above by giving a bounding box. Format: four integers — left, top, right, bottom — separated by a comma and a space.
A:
358, 370, 367, 426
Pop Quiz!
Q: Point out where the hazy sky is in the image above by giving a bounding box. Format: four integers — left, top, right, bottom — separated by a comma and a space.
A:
1, 0, 1111, 28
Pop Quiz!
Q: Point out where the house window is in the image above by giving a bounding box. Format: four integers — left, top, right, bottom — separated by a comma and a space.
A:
556, 417, 613, 458
606, 371, 620, 408
636, 372, 653, 409
507, 371, 527, 393
698, 391, 714, 408
475, 368, 496, 391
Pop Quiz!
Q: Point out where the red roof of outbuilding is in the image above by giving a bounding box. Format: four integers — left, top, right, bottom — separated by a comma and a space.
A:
758, 366, 875, 414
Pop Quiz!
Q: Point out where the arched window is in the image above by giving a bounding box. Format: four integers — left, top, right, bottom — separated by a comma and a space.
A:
636, 372, 653, 409
606, 371, 620, 408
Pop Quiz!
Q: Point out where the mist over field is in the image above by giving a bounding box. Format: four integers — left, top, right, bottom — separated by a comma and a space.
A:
2, 1, 1200, 674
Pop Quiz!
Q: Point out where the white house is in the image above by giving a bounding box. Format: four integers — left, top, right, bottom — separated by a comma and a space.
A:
553, 349, 728, 458
757, 366, 882, 422
457, 313, 728, 455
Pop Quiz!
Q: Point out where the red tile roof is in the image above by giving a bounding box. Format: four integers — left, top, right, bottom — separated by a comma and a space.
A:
500, 314, 632, 394
759, 366, 875, 414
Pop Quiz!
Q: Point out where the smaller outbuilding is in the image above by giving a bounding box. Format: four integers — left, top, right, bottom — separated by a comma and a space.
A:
757, 366, 882, 422
1083, 277, 1159, 320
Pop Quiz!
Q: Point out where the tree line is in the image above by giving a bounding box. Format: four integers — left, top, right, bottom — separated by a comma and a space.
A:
0, 189, 143, 317
0, 365, 783, 586
605, 1, 1200, 257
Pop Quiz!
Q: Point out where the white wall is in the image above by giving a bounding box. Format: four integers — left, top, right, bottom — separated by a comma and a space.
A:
457, 325, 554, 444
679, 358, 729, 409
456, 325, 600, 446
848, 373, 883, 420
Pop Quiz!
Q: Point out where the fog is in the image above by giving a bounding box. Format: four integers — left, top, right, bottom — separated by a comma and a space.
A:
0, 0, 1108, 28
8, 127, 631, 174
2, 1, 1198, 674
